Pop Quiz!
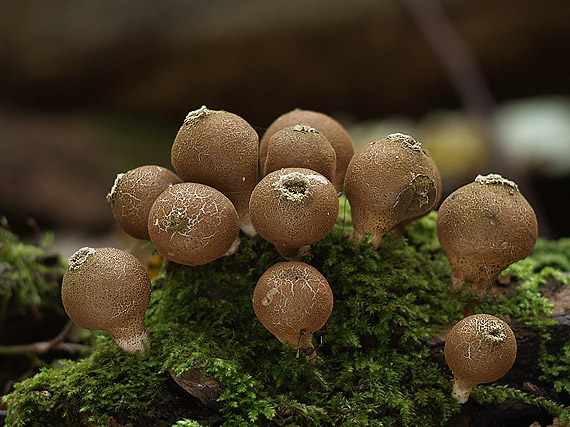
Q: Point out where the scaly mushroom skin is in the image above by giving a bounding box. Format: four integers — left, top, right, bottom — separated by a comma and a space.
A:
106, 165, 181, 240
264, 124, 337, 183
392, 150, 442, 233
148, 182, 239, 266
253, 261, 334, 358
249, 168, 339, 260
260, 109, 355, 193
444, 314, 517, 403
436, 173, 538, 295
171, 106, 259, 237
61, 247, 152, 355
344, 133, 440, 249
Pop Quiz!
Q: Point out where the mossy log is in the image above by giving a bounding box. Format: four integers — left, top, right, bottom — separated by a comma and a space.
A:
3, 209, 570, 426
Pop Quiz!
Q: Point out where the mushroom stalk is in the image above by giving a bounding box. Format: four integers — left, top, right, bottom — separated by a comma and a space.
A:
451, 377, 477, 404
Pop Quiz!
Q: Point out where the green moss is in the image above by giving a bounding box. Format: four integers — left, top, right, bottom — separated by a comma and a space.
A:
0, 225, 65, 323
4, 212, 570, 426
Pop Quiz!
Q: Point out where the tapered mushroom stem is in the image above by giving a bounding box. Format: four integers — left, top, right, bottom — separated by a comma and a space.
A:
451, 377, 477, 404
450, 275, 491, 297
275, 244, 310, 261
239, 212, 256, 237
348, 227, 383, 250
110, 323, 150, 355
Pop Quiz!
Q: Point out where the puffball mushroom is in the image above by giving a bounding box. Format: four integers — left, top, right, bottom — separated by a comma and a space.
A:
264, 124, 337, 183
249, 168, 339, 260
436, 173, 538, 295
171, 105, 259, 237
344, 133, 440, 249
444, 314, 517, 403
253, 261, 333, 358
259, 108, 355, 193
106, 165, 181, 240
148, 182, 239, 266
61, 247, 152, 355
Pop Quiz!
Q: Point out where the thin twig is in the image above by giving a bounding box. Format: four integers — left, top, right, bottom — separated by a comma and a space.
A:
0, 320, 89, 356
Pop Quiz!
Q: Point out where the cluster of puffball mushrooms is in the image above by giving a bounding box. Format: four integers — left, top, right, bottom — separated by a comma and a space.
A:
61, 106, 538, 404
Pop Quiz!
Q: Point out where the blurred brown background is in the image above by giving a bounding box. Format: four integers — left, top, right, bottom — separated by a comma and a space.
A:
1, 0, 570, 251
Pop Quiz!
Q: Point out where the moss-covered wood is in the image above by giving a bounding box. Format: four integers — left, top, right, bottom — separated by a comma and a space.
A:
3, 205, 570, 426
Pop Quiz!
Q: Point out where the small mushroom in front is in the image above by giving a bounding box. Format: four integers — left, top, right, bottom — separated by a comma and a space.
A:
252, 261, 334, 359
61, 247, 152, 355
444, 314, 517, 403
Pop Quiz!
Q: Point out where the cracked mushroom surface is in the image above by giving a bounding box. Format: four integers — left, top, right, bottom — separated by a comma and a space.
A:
61, 247, 152, 355
259, 108, 355, 193
436, 173, 538, 295
148, 182, 239, 266
444, 314, 517, 403
249, 168, 339, 260
171, 106, 259, 236
263, 124, 337, 183
252, 261, 333, 358
344, 133, 440, 249
106, 165, 181, 240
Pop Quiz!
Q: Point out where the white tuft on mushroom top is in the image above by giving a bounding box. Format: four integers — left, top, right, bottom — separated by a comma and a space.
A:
68, 247, 96, 270
475, 173, 519, 192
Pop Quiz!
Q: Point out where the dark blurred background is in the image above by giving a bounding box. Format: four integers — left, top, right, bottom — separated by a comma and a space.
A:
1, 0, 569, 253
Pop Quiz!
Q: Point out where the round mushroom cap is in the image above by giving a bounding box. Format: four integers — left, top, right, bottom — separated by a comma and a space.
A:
436, 173, 538, 286
253, 261, 334, 349
170, 106, 259, 220
107, 165, 181, 240
260, 109, 355, 192
61, 247, 152, 350
264, 125, 337, 183
444, 314, 517, 385
148, 182, 239, 266
344, 133, 440, 236
249, 168, 339, 251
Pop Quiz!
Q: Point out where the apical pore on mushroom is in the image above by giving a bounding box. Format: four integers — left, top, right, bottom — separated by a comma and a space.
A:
252, 261, 334, 359
444, 314, 517, 403
249, 167, 339, 260
171, 105, 259, 237
106, 165, 181, 240
148, 182, 240, 266
344, 133, 441, 249
61, 247, 152, 355
436, 173, 538, 295
260, 108, 355, 193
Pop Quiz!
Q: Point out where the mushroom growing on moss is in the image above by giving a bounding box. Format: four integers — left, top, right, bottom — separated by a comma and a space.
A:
106, 165, 181, 240
61, 247, 152, 354
260, 108, 355, 193
148, 182, 239, 266
344, 133, 440, 249
263, 124, 337, 183
249, 168, 339, 260
436, 173, 538, 295
252, 261, 333, 359
171, 106, 259, 236
444, 314, 517, 403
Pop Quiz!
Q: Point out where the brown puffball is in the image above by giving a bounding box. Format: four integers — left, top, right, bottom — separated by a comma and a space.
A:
260, 109, 355, 193
444, 314, 517, 403
264, 124, 337, 183
253, 261, 333, 358
436, 173, 538, 295
61, 247, 152, 355
171, 106, 258, 236
249, 168, 339, 260
344, 133, 440, 249
106, 165, 181, 240
148, 182, 239, 266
